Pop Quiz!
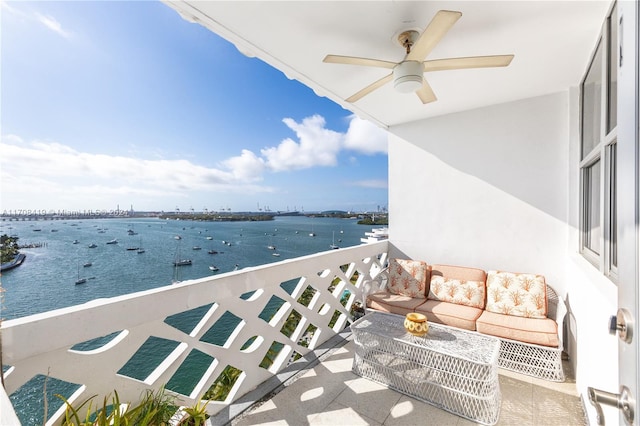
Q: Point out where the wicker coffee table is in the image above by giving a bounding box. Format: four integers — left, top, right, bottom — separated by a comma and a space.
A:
351, 311, 501, 425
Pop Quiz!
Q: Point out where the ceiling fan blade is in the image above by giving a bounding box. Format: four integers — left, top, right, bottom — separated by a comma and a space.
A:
346, 73, 393, 103
424, 55, 514, 72
323, 55, 396, 69
406, 10, 462, 62
415, 79, 437, 104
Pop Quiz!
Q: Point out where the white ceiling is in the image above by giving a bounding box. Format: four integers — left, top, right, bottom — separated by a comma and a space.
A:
164, 1, 612, 128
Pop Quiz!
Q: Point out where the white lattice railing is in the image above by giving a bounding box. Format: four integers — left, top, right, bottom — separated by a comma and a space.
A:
1, 241, 388, 425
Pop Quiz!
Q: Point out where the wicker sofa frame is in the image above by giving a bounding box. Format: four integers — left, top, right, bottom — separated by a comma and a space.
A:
363, 271, 567, 382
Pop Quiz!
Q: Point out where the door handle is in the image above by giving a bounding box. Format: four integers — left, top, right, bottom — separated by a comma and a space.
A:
609, 308, 634, 343
588, 386, 634, 425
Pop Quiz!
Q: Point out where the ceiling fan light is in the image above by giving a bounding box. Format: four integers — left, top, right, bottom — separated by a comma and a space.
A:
393, 61, 423, 93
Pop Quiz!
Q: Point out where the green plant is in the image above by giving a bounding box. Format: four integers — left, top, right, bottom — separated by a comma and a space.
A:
179, 396, 209, 426
127, 386, 177, 425
55, 387, 177, 426
204, 365, 242, 401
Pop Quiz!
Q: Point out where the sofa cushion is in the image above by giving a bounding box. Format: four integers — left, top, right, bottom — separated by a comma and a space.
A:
485, 271, 547, 318
476, 310, 559, 347
428, 264, 487, 309
387, 258, 431, 299
414, 299, 483, 331
367, 291, 427, 316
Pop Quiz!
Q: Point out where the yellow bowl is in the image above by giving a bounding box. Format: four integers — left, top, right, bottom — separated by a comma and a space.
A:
404, 313, 429, 336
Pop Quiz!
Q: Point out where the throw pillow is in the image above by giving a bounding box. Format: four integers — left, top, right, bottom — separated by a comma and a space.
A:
387, 259, 430, 299
485, 271, 547, 318
428, 276, 486, 309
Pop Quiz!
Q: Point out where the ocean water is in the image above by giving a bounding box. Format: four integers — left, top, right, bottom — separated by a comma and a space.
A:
1, 215, 369, 424
0, 216, 365, 320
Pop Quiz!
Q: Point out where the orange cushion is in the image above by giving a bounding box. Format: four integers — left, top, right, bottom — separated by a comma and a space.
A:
430, 264, 488, 282
476, 310, 559, 347
387, 259, 431, 299
414, 299, 483, 331
428, 264, 487, 309
367, 291, 427, 316
485, 271, 547, 318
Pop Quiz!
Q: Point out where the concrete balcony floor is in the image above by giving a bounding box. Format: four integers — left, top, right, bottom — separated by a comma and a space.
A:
228, 334, 586, 426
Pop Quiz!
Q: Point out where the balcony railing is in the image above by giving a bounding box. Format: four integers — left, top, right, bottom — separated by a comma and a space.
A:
1, 240, 388, 425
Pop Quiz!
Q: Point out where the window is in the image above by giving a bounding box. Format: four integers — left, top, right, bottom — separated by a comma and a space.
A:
607, 3, 618, 132
579, 3, 618, 280
583, 160, 601, 256
606, 142, 617, 274
581, 41, 602, 160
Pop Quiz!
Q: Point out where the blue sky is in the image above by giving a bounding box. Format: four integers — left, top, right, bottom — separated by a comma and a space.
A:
1, 1, 388, 213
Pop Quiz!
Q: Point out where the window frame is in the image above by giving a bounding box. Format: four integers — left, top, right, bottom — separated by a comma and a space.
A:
579, 2, 618, 282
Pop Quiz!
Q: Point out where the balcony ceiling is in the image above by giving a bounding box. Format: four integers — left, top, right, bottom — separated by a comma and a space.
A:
165, 1, 611, 128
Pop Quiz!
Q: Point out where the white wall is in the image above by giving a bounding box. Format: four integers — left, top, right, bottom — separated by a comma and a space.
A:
387, 91, 618, 424
388, 93, 570, 284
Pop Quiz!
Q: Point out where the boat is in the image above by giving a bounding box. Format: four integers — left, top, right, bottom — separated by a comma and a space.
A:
272, 253, 281, 257
126, 247, 139, 251
209, 265, 219, 271
88, 243, 98, 248
106, 239, 118, 244
174, 235, 182, 240
0, 253, 26, 272
172, 240, 192, 267
75, 263, 86, 285
192, 246, 202, 250
330, 231, 339, 249
137, 248, 145, 254
72, 240, 79, 244
83, 262, 92, 267
208, 250, 218, 254
267, 245, 276, 250
206, 236, 213, 240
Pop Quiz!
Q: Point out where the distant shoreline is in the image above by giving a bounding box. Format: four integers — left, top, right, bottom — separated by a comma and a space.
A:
159, 213, 276, 222
1, 210, 388, 224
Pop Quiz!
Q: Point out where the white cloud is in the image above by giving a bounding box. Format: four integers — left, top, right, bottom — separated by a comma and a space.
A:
351, 179, 388, 189
261, 115, 343, 172
37, 13, 72, 39
0, 113, 388, 209
343, 115, 388, 155
221, 149, 265, 182
0, 137, 273, 209
1, 1, 26, 18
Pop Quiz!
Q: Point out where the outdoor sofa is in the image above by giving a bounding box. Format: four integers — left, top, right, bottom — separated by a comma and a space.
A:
364, 259, 567, 381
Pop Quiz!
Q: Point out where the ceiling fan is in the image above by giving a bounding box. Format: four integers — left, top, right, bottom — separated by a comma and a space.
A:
323, 10, 514, 104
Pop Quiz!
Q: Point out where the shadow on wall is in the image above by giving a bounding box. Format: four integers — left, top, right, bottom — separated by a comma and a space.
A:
389, 92, 571, 224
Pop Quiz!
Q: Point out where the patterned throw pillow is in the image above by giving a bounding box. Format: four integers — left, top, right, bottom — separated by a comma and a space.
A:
485, 271, 547, 318
387, 259, 430, 299
428, 276, 486, 309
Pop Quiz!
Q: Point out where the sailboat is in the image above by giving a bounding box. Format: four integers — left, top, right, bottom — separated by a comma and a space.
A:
75, 262, 87, 285
309, 224, 316, 237
172, 244, 189, 284
330, 231, 339, 249
137, 237, 145, 254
